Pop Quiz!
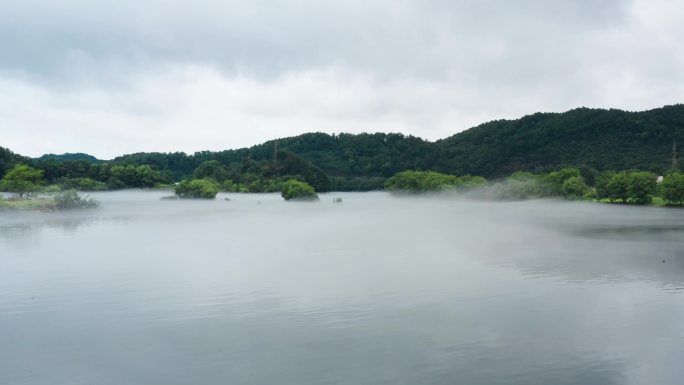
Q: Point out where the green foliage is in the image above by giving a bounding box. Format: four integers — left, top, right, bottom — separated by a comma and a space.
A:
561, 176, 589, 199
661, 172, 684, 204
578, 165, 599, 186
627, 171, 657, 204
174, 179, 219, 199
4, 104, 684, 192
106, 177, 126, 190
542, 168, 581, 196
53, 190, 100, 209
491, 172, 544, 200
272, 151, 330, 191
58, 177, 108, 191
595, 171, 656, 204
434, 105, 684, 177
384, 170, 486, 193
244, 178, 282, 193
37, 153, 101, 162
459, 175, 488, 189
281, 179, 318, 201
595, 172, 614, 201
605, 172, 630, 203
111, 164, 162, 188
1, 146, 32, 180
0, 164, 44, 198
194, 160, 228, 181
221, 179, 239, 192
42, 184, 62, 193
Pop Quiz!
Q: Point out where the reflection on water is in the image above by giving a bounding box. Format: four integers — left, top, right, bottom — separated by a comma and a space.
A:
1, 191, 683, 385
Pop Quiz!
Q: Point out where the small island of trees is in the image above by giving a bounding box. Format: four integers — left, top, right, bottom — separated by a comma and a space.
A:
174, 179, 220, 199
281, 179, 318, 201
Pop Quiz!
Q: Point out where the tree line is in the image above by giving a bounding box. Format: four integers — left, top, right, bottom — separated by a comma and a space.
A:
384, 168, 684, 206
2, 104, 683, 194
3, 159, 684, 206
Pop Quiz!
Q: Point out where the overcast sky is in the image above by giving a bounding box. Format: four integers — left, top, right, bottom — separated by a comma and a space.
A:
1, 0, 683, 158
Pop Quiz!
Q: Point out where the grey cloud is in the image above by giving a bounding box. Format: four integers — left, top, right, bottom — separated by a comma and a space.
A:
1, 0, 683, 158
0, 0, 637, 86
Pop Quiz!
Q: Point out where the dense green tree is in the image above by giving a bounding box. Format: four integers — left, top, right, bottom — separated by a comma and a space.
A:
110, 164, 162, 187
135, 165, 160, 187
110, 164, 138, 186
272, 150, 330, 191
561, 176, 589, 199
0, 164, 44, 198
174, 179, 220, 199
627, 171, 657, 204
542, 168, 581, 196
661, 172, 684, 204
105, 177, 126, 190
605, 172, 630, 203
281, 179, 318, 200
595, 172, 614, 201
578, 165, 599, 186
0, 147, 31, 180
221, 179, 239, 192
194, 160, 228, 181
384, 170, 486, 193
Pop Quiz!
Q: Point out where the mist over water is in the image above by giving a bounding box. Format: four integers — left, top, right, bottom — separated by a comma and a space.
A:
1, 191, 684, 385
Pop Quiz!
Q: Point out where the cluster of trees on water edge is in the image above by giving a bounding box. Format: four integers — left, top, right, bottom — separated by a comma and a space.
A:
384, 168, 684, 206
4, 159, 684, 207
0, 164, 99, 210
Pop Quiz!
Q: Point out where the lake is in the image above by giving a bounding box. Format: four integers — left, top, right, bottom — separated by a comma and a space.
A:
1, 190, 683, 385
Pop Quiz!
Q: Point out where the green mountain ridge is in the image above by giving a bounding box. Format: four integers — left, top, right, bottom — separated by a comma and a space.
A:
36, 153, 102, 163
2, 104, 683, 186
433, 105, 684, 177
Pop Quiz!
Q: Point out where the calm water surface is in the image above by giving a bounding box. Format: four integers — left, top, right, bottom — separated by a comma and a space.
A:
1, 190, 683, 384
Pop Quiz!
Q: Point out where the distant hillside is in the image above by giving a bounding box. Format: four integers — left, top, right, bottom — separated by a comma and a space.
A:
185, 104, 683, 178
433, 104, 684, 177
37, 153, 102, 163
113, 132, 433, 180
2, 104, 684, 183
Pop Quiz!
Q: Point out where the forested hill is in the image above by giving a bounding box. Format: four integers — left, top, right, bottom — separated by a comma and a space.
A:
37, 153, 102, 163
433, 104, 684, 177
1, 104, 683, 186
108, 104, 684, 179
